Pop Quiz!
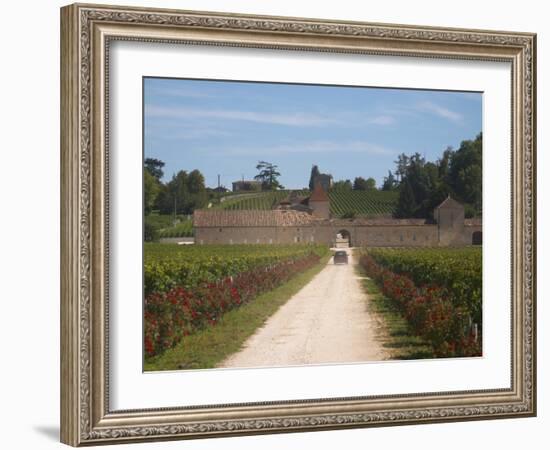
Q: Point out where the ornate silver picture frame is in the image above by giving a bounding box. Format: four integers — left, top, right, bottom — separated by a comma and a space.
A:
60, 3, 536, 446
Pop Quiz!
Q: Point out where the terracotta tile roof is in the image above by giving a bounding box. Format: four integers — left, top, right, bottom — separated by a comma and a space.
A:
308, 183, 329, 202
332, 218, 429, 226
194, 209, 315, 227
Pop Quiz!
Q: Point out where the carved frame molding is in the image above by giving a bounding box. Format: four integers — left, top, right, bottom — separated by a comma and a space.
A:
60, 3, 536, 446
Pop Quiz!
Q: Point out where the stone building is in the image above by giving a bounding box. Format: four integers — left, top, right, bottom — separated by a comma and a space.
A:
194, 187, 482, 247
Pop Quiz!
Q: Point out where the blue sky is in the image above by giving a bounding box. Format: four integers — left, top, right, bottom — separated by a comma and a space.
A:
144, 77, 482, 189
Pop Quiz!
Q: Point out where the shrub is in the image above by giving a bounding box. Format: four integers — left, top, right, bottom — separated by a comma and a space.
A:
144, 252, 322, 357
359, 253, 481, 358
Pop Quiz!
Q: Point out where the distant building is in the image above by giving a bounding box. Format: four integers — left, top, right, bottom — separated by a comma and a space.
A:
194, 186, 482, 247
232, 180, 262, 192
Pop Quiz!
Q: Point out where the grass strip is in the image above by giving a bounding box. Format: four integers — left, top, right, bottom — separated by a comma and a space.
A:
144, 253, 331, 371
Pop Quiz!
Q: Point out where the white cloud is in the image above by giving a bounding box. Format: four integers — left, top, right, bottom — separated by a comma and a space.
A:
218, 140, 396, 156
367, 115, 395, 125
146, 86, 216, 99
145, 105, 339, 127
145, 125, 233, 141
145, 104, 397, 128
417, 101, 463, 122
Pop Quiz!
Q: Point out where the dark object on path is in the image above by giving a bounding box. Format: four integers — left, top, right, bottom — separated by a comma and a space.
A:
334, 251, 349, 265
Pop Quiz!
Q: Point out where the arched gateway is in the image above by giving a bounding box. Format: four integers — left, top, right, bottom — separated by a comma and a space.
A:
335, 229, 351, 248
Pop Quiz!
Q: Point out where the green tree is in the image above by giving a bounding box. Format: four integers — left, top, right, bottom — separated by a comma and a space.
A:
448, 133, 482, 214
382, 170, 397, 191
391, 133, 482, 219
332, 179, 353, 191
156, 169, 209, 215
438, 146, 454, 180
254, 161, 284, 190
394, 180, 417, 218
353, 177, 368, 190
186, 169, 208, 211
309, 165, 321, 191
394, 153, 410, 182
171, 170, 189, 215
143, 169, 160, 214
144, 158, 165, 180
354, 177, 376, 191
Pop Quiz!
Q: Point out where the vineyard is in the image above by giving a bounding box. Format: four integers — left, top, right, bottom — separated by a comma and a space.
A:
359, 247, 482, 358
145, 213, 194, 239
158, 219, 193, 238
329, 190, 398, 216
211, 189, 398, 217
213, 190, 308, 211
144, 244, 328, 357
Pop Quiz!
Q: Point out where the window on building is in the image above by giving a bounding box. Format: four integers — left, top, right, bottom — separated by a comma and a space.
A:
219, 228, 222, 232
400, 234, 403, 242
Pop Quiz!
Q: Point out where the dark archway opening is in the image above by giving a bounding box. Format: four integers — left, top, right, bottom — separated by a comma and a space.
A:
336, 229, 351, 248
472, 231, 482, 245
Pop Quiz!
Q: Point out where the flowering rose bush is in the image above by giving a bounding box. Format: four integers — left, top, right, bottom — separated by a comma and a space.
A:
144, 252, 322, 357
360, 253, 481, 358
368, 247, 482, 326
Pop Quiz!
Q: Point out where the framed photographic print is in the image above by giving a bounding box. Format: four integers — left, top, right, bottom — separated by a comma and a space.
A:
60, 3, 536, 446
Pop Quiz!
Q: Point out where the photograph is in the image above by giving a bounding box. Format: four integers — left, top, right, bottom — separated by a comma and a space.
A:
57, 2, 536, 446
142, 77, 483, 371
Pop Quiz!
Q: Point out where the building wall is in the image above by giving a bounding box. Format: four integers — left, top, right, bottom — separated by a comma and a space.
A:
195, 223, 482, 247
464, 225, 483, 245
357, 225, 439, 247
436, 205, 465, 246
195, 226, 318, 245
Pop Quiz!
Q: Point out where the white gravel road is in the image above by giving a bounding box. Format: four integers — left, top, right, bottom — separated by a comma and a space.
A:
219, 249, 387, 369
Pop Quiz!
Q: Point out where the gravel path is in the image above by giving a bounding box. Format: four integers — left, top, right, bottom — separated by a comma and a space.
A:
219, 249, 387, 369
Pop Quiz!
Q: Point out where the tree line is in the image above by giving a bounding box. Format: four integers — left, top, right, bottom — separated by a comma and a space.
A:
309, 165, 386, 192
143, 159, 286, 216
144, 131, 481, 220
393, 133, 482, 219
308, 132, 481, 219
144, 158, 208, 216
